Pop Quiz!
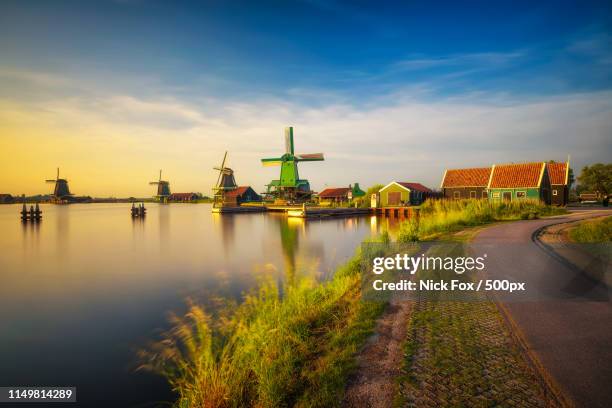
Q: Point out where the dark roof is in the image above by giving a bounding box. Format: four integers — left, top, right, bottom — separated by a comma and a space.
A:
397, 182, 433, 193
442, 167, 491, 188
225, 186, 253, 198
547, 162, 568, 185
489, 162, 545, 188
319, 187, 350, 198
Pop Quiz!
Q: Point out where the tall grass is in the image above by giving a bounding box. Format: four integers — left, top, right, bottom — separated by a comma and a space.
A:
398, 199, 566, 242
140, 247, 385, 408
569, 216, 612, 242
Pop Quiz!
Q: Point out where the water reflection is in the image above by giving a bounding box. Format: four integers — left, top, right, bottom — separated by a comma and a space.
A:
0, 203, 383, 408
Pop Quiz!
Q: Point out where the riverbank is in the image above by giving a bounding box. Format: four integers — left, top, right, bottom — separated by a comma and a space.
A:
145, 199, 569, 407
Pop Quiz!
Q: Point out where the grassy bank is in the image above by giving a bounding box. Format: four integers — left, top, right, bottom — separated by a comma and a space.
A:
569, 216, 612, 242
398, 199, 566, 241
140, 244, 386, 408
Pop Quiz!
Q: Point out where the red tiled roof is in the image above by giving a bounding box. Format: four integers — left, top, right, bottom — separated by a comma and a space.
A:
225, 186, 251, 198
319, 187, 350, 198
489, 162, 545, 188
547, 162, 568, 185
442, 167, 491, 187
397, 182, 433, 193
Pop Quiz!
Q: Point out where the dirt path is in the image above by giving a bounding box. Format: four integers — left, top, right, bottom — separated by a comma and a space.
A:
342, 300, 412, 407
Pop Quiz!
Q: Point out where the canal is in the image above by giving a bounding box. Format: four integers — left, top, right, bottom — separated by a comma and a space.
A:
0, 203, 400, 407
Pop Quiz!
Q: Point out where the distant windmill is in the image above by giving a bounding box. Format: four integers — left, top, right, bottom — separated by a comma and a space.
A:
261, 127, 324, 201
46, 167, 72, 201
149, 169, 171, 202
213, 151, 238, 206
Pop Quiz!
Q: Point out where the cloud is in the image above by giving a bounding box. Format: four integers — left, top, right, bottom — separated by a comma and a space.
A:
0, 68, 611, 196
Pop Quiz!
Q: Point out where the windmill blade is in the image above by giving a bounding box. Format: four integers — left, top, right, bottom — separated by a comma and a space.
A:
46, 179, 56, 183
149, 181, 160, 185
284, 127, 294, 155
215, 151, 228, 188
295, 153, 324, 161
56, 168, 59, 180
261, 157, 283, 166
159, 169, 162, 182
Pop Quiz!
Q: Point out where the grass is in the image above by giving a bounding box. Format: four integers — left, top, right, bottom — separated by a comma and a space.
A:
568, 216, 612, 242
140, 241, 387, 408
398, 199, 566, 242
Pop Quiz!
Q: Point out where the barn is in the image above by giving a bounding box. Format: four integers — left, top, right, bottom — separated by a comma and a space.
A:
440, 167, 491, 199
487, 162, 551, 204
378, 182, 432, 206
546, 162, 569, 206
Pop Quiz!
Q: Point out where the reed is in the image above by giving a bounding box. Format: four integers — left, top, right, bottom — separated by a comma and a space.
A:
398, 199, 566, 242
140, 241, 386, 408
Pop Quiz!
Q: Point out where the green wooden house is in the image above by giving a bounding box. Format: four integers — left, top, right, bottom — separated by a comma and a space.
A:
378, 182, 432, 206
487, 162, 551, 204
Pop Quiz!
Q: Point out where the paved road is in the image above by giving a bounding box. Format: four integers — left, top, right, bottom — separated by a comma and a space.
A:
472, 209, 611, 408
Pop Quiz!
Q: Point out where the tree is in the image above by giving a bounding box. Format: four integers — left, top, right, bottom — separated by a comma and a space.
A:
577, 163, 612, 196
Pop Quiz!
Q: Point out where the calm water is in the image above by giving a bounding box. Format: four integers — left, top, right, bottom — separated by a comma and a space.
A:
0, 203, 399, 407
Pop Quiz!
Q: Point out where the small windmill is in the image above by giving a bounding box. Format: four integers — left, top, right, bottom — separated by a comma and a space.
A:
213, 151, 238, 206
149, 169, 171, 202
46, 168, 72, 201
261, 127, 324, 202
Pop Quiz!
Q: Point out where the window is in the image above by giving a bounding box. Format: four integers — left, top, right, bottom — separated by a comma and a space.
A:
553, 189, 558, 196
516, 191, 526, 198
470, 191, 476, 198
482, 191, 488, 198
453, 191, 460, 199
492, 192, 500, 199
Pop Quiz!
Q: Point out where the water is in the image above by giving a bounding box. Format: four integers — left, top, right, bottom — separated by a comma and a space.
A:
0, 203, 398, 407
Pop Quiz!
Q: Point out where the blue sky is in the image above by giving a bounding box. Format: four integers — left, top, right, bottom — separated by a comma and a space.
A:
0, 1, 611, 195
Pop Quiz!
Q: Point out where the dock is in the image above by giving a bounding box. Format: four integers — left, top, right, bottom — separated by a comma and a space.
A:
212, 205, 266, 214
212, 203, 418, 219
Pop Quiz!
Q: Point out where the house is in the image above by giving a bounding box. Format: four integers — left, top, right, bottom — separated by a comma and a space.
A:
318, 187, 350, 205
0, 194, 14, 204
440, 167, 491, 199
223, 186, 261, 205
318, 183, 366, 205
168, 193, 199, 202
378, 182, 433, 206
487, 162, 551, 204
546, 162, 569, 206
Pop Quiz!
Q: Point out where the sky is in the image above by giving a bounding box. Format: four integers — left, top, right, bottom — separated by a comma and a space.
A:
0, 0, 611, 196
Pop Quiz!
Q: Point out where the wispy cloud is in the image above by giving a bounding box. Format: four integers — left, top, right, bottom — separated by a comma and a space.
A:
1, 67, 610, 196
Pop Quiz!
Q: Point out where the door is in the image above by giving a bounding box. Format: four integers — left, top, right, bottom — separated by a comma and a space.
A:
503, 192, 512, 201
388, 192, 401, 205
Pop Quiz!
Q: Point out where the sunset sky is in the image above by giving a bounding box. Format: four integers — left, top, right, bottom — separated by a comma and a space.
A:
1, 0, 611, 197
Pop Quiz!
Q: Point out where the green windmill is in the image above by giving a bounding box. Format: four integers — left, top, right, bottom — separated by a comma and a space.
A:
261, 127, 324, 202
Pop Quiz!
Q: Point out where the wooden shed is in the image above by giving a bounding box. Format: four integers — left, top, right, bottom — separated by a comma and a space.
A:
224, 186, 262, 205
440, 167, 491, 199
546, 162, 569, 206
378, 182, 432, 206
487, 162, 551, 204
